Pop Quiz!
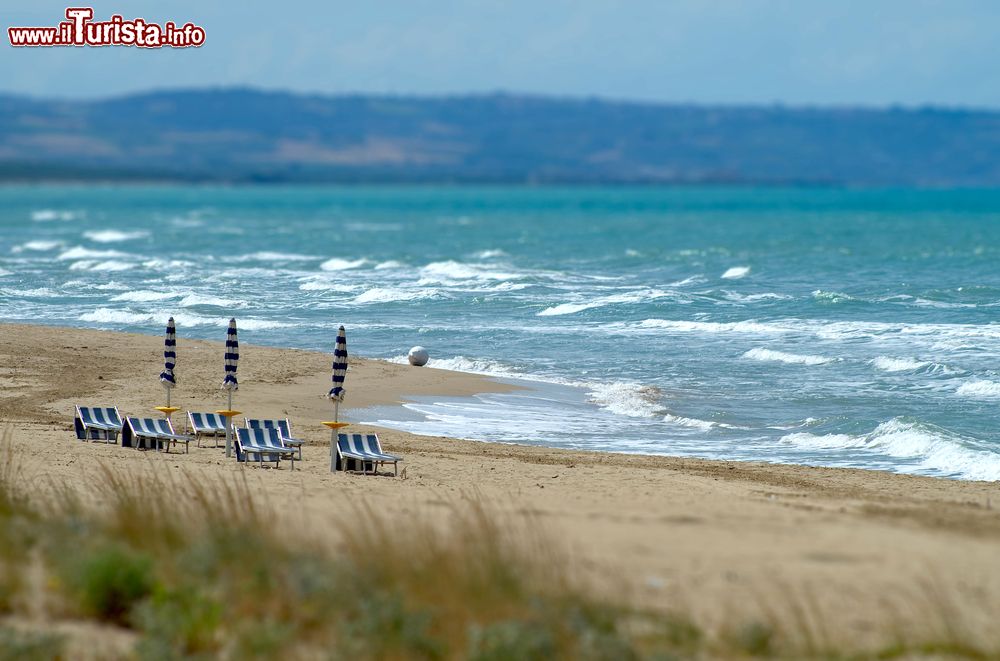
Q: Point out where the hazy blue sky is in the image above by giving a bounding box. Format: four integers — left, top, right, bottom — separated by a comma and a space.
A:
2, 0, 997, 106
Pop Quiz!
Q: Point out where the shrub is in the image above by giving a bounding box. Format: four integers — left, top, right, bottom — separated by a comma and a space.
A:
66, 544, 155, 625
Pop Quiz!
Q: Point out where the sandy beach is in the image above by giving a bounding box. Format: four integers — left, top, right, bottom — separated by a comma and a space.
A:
2, 322, 1000, 654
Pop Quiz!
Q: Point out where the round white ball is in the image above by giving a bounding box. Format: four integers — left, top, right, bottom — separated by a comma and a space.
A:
408, 346, 429, 366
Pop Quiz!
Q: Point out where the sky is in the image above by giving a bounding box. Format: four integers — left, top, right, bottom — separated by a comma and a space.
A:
1, 0, 998, 107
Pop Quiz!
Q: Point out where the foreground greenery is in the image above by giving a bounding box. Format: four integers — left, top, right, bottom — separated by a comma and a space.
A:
0, 433, 996, 660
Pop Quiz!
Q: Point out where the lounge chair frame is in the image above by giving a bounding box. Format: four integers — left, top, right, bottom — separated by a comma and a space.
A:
245, 418, 304, 460
187, 412, 229, 448
74, 405, 124, 443
335, 433, 402, 476
235, 427, 296, 470
122, 417, 190, 453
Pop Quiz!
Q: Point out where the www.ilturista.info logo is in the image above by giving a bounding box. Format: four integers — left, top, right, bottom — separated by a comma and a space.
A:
8, 8, 205, 48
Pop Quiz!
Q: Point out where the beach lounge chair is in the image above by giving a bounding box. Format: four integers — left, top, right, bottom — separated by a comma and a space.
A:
335, 433, 402, 476
122, 417, 190, 453
235, 427, 296, 469
187, 412, 229, 448
74, 406, 123, 443
245, 418, 305, 459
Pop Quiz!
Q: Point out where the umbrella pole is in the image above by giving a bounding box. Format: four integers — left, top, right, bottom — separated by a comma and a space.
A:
225, 390, 233, 458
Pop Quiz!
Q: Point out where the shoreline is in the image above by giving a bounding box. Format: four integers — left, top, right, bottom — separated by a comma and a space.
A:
2, 321, 1000, 651
1, 320, 998, 486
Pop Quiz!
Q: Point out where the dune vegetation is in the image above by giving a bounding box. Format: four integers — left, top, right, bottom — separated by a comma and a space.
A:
0, 429, 996, 660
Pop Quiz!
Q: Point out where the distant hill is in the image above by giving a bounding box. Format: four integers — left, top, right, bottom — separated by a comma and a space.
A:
1, 88, 999, 185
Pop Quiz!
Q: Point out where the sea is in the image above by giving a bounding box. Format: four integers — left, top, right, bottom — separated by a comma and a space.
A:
2, 184, 1000, 481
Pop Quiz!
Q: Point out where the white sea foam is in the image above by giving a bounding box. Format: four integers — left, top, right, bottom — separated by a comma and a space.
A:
79, 308, 156, 324
353, 287, 442, 304
320, 258, 369, 271
538, 288, 679, 316
1, 287, 57, 298
870, 356, 931, 373
83, 230, 149, 243
57, 246, 128, 261
92, 281, 130, 291
142, 259, 195, 270
12, 240, 61, 253
110, 290, 179, 302
374, 260, 405, 270
179, 294, 243, 308
538, 302, 597, 316
78, 308, 288, 330
743, 347, 833, 365
782, 418, 1000, 481
418, 260, 522, 284
473, 249, 508, 259
721, 266, 750, 279
635, 319, 793, 334
663, 414, 717, 430
955, 380, 1000, 399
812, 290, 857, 304
389, 353, 665, 420
298, 280, 363, 293
69, 260, 136, 272
586, 382, 663, 418
389, 354, 523, 379
723, 292, 793, 303
668, 276, 704, 287
31, 209, 79, 222
0, 269, 13, 277
237, 251, 318, 262
235, 318, 293, 330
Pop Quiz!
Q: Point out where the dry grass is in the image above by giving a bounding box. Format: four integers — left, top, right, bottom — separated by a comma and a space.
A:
0, 428, 998, 659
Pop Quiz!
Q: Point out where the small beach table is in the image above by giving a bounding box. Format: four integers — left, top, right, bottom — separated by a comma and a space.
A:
153, 406, 181, 452
323, 421, 350, 472
217, 409, 241, 457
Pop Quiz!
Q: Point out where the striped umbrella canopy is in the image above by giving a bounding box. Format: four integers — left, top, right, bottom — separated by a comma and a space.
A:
159, 317, 177, 389
222, 318, 239, 391
328, 325, 347, 403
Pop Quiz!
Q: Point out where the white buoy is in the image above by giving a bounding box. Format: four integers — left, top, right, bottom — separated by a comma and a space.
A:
408, 346, 429, 366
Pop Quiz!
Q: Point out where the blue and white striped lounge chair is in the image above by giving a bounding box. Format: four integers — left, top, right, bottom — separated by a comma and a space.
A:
74, 406, 123, 443
187, 412, 229, 448
245, 419, 305, 459
336, 433, 402, 476
122, 417, 190, 453
234, 427, 296, 469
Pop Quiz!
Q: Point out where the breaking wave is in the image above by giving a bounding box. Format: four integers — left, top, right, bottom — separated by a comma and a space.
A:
743, 347, 833, 365
83, 230, 150, 243
781, 418, 1000, 481
721, 266, 750, 279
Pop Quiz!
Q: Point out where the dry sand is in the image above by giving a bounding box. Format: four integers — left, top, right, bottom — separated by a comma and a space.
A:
3, 322, 1000, 647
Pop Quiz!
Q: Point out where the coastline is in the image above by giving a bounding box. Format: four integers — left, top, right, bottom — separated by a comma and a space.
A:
2, 322, 1000, 651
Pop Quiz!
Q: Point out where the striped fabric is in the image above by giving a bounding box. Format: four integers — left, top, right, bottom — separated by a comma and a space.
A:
189, 412, 227, 433
188, 411, 228, 448
222, 318, 239, 391
235, 427, 296, 468
246, 418, 304, 458
328, 325, 347, 401
74, 405, 123, 441
336, 433, 402, 475
123, 416, 189, 452
159, 317, 177, 388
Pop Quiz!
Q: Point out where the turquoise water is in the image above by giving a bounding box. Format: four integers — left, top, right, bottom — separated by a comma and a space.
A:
2, 185, 1000, 480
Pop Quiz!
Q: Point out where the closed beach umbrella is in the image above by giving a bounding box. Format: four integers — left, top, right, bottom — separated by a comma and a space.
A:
223, 318, 239, 394
222, 318, 239, 457
328, 325, 347, 421
159, 317, 177, 407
